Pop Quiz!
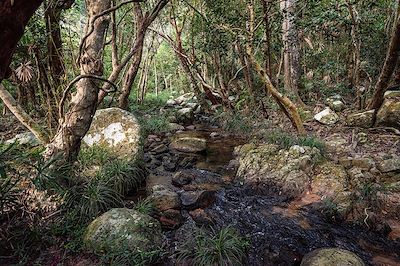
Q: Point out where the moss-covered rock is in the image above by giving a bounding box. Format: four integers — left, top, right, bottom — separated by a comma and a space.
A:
84, 208, 162, 255
236, 144, 320, 198
301, 248, 365, 266
82, 108, 142, 160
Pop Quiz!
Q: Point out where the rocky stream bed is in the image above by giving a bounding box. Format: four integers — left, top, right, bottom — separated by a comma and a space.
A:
136, 124, 400, 266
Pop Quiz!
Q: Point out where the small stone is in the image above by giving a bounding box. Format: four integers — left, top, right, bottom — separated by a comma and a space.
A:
159, 209, 183, 229
170, 136, 207, 153
5, 132, 39, 146
189, 209, 213, 225
351, 157, 375, 170
210, 132, 220, 138
151, 144, 168, 154
150, 185, 180, 211
378, 157, 400, 173
172, 171, 193, 187
346, 110, 374, 128
166, 99, 176, 106
186, 125, 196, 130
301, 248, 365, 266
314, 108, 339, 125
180, 190, 216, 210
169, 123, 185, 132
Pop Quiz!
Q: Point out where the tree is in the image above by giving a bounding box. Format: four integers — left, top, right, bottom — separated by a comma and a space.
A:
45, 0, 113, 161
368, 0, 400, 111
0, 0, 43, 81
280, 0, 301, 98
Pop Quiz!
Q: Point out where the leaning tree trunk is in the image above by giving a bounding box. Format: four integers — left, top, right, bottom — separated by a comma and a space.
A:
45, 0, 111, 161
368, 1, 400, 110
0, 0, 43, 81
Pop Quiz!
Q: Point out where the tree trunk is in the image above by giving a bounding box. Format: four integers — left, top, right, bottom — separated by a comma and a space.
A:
280, 0, 301, 97
368, 1, 400, 110
0, 0, 43, 81
44, 0, 73, 88
261, 0, 273, 78
45, 0, 111, 161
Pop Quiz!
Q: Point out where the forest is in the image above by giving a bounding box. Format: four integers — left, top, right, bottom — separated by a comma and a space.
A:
0, 0, 399, 265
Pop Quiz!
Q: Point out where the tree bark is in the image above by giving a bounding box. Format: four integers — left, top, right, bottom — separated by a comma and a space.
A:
0, 0, 43, 81
45, 0, 111, 161
368, 2, 400, 110
0, 84, 49, 143
280, 0, 301, 97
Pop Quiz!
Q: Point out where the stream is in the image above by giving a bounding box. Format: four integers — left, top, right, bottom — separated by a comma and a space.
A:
141, 125, 400, 266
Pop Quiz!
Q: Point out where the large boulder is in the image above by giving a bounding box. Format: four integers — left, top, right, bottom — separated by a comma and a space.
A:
170, 135, 207, 153
82, 108, 141, 159
235, 144, 320, 198
5, 132, 39, 146
346, 110, 374, 128
301, 248, 365, 266
84, 208, 162, 254
376, 90, 400, 128
314, 108, 339, 125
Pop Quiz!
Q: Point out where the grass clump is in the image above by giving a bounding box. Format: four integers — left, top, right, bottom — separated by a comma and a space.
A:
177, 226, 249, 266
139, 115, 171, 135
133, 198, 155, 215
266, 129, 326, 153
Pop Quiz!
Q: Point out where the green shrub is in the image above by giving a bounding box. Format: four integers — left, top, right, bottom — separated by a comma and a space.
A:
99, 243, 163, 266
133, 198, 154, 215
177, 226, 249, 266
139, 115, 171, 135
78, 145, 111, 168
99, 160, 146, 195
64, 178, 122, 221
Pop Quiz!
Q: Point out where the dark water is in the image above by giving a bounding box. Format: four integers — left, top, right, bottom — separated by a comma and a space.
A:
146, 128, 400, 265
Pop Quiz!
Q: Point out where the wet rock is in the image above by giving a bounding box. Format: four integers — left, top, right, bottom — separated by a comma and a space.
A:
151, 144, 168, 155
84, 208, 162, 254
178, 156, 197, 168
189, 209, 213, 225
172, 171, 193, 187
301, 248, 365, 266
346, 110, 374, 128
314, 108, 339, 125
376, 90, 400, 128
236, 144, 320, 198
149, 185, 180, 211
170, 136, 207, 153
172, 169, 224, 190
162, 156, 177, 171
82, 108, 141, 159
159, 209, 183, 229
378, 156, 400, 173
169, 123, 185, 132
180, 190, 216, 210
5, 132, 39, 146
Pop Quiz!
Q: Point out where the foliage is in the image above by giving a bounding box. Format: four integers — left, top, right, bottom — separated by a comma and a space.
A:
99, 160, 146, 195
99, 244, 163, 266
265, 130, 326, 153
177, 226, 249, 266
133, 198, 155, 215
64, 178, 122, 222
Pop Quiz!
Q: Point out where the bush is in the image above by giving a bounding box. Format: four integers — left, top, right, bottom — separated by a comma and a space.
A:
177, 226, 249, 266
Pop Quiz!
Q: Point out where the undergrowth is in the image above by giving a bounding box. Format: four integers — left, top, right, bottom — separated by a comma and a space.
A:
265, 129, 326, 153
177, 226, 249, 266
